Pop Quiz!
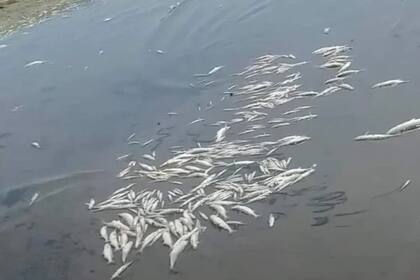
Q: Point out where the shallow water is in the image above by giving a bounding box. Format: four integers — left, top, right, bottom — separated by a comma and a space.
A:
1, 0, 420, 279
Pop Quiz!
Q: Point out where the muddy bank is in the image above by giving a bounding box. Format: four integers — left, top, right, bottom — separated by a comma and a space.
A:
0, 0, 84, 36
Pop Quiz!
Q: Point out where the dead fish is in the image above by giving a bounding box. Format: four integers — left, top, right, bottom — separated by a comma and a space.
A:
338, 61, 351, 73
372, 79, 408, 89
168, 112, 179, 116
336, 69, 363, 78
86, 198, 95, 210
323, 27, 331, 34
116, 154, 131, 161
354, 134, 395, 141
29, 192, 39, 206
169, 239, 189, 270
188, 118, 204, 125
194, 66, 224, 77
324, 77, 346, 85
0, 44, 7, 49
105, 220, 130, 231
231, 205, 259, 217
268, 213, 275, 228
100, 226, 108, 242
399, 180, 411, 192
338, 83, 354, 91
209, 215, 234, 233
142, 139, 154, 147
127, 133, 136, 141
111, 261, 133, 280
109, 230, 120, 250
103, 243, 114, 264
155, 49, 165, 54
387, 118, 420, 135
103, 17, 113, 22
31, 142, 41, 149
25, 60, 46, 68
162, 230, 173, 248
121, 241, 133, 263
142, 154, 155, 161
215, 125, 230, 142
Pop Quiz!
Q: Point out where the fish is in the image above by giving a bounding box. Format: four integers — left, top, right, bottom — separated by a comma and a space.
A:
103, 243, 113, 263
387, 118, 420, 135
215, 125, 230, 142
121, 241, 133, 263
324, 77, 346, 85
31, 142, 41, 149
111, 261, 133, 280
142, 139, 154, 147
323, 27, 331, 34
399, 180, 411, 192
0, 44, 7, 49
194, 66, 224, 77
109, 230, 120, 250
29, 192, 39, 206
127, 133, 136, 141
25, 60, 46, 67
354, 134, 395, 141
188, 118, 204, 126
162, 230, 173, 248
372, 79, 408, 89
336, 69, 363, 78
169, 239, 189, 270
86, 198, 95, 210
338, 83, 354, 91
100, 226, 108, 242
231, 205, 259, 217
338, 61, 351, 73
103, 17, 113, 22
268, 213, 275, 227
209, 215, 234, 233
168, 112, 179, 116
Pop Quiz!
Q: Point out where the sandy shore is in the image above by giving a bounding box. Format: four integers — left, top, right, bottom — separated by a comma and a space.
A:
0, 0, 83, 36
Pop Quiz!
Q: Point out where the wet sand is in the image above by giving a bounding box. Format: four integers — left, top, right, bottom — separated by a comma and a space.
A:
0, 0, 83, 36
1, 0, 420, 279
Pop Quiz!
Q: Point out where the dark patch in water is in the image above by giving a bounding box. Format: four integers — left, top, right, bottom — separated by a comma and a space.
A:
1, 188, 26, 207
334, 209, 368, 217
0, 132, 12, 139
311, 216, 329, 227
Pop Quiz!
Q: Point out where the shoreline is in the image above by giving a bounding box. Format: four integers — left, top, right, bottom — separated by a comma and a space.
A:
0, 0, 84, 37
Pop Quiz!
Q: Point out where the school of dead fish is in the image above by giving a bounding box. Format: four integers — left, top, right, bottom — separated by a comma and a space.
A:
79, 43, 415, 279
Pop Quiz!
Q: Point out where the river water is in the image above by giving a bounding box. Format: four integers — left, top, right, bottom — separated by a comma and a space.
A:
1, 0, 420, 279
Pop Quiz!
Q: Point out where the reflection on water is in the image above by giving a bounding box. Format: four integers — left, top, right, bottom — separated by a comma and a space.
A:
1, 0, 420, 279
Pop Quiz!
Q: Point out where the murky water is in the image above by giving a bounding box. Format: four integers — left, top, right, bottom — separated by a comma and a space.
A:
1, 0, 420, 279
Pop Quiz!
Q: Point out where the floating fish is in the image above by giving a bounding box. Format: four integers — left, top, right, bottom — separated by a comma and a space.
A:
25, 60, 46, 68
111, 261, 133, 280
29, 192, 39, 206
372, 79, 408, 89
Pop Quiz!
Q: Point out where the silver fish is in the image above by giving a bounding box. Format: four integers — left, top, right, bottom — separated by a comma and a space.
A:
111, 261, 133, 280
29, 192, 39, 206
372, 79, 408, 89
100, 226, 109, 242
169, 239, 189, 270
387, 118, 420, 135
25, 60, 46, 68
103, 243, 113, 264
354, 134, 395, 141
231, 205, 259, 217
209, 215, 234, 233
122, 241, 133, 263
268, 213, 275, 228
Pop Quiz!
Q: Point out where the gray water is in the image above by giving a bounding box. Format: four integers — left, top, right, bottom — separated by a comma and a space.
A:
1, 0, 420, 279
